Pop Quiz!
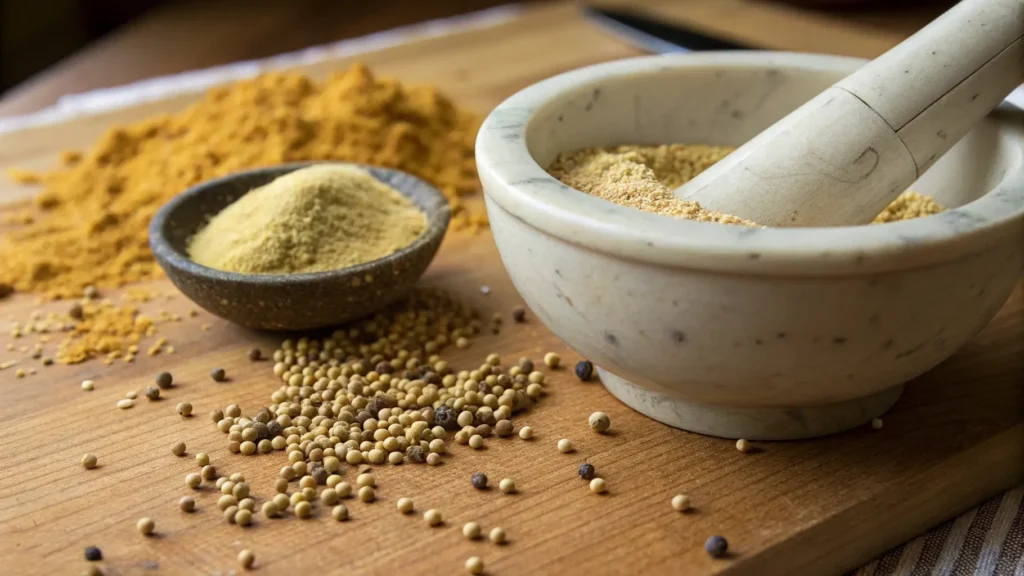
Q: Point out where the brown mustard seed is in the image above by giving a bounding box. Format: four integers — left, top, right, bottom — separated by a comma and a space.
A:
144, 386, 160, 400
494, 419, 513, 437
176, 402, 192, 417
512, 306, 526, 322
248, 348, 262, 361
210, 367, 226, 382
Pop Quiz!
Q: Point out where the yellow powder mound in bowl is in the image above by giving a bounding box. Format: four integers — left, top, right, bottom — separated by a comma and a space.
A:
187, 164, 426, 274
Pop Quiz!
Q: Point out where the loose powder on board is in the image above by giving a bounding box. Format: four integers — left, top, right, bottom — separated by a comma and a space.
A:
548, 144, 944, 225
187, 164, 426, 274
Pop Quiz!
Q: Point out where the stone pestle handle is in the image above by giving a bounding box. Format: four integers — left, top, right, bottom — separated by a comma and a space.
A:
678, 0, 1024, 227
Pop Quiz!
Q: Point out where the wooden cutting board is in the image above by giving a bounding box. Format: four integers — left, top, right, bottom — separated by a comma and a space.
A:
0, 3, 1021, 575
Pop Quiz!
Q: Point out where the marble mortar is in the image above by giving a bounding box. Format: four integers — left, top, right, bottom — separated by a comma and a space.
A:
475, 52, 1024, 440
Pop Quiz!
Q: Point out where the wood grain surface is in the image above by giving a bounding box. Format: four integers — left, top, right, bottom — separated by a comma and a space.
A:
1, 2, 1021, 575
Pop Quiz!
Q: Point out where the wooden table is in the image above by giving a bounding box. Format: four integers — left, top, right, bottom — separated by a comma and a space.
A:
0, 2, 1020, 575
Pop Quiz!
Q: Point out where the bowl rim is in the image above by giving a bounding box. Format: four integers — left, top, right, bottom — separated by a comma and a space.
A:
148, 161, 451, 286
475, 52, 1024, 276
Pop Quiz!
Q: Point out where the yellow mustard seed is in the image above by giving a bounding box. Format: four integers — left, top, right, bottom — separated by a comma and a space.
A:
463, 521, 481, 540
136, 517, 155, 536
295, 501, 312, 518
238, 498, 255, 512
234, 508, 252, 526
557, 439, 573, 453
186, 473, 202, 489
736, 439, 751, 453
358, 486, 375, 503
397, 497, 414, 514
218, 495, 237, 511
238, 549, 255, 570
81, 379, 94, 391
499, 478, 516, 494
117, 398, 134, 409
590, 478, 607, 493
221, 481, 235, 495
426, 453, 442, 466
272, 493, 290, 511
81, 453, 98, 469
176, 402, 192, 417
589, 412, 611, 433
489, 526, 507, 544
469, 435, 484, 449
201, 465, 216, 480
519, 426, 534, 440
262, 501, 279, 518
466, 556, 484, 575
424, 509, 443, 526
224, 506, 239, 523
321, 489, 339, 506
196, 453, 210, 466
171, 442, 186, 457
179, 496, 195, 513
356, 473, 376, 488
301, 487, 316, 502
672, 494, 691, 512
332, 504, 349, 521
336, 481, 353, 498
543, 352, 560, 368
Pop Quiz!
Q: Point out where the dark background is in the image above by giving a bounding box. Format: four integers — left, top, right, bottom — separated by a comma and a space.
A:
0, 0, 955, 115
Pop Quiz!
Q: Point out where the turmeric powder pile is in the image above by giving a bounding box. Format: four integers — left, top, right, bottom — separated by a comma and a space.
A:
1, 64, 483, 300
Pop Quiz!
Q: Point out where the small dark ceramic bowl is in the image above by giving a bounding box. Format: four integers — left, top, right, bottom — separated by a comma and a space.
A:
149, 162, 450, 330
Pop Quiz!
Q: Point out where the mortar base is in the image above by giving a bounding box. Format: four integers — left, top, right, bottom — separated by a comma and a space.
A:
598, 368, 903, 440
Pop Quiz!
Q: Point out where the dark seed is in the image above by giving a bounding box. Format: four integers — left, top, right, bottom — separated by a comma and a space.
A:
705, 535, 728, 558
374, 361, 393, 374
578, 463, 596, 480
84, 546, 103, 561
575, 360, 594, 382
266, 420, 283, 438
517, 358, 534, 373
406, 446, 425, 463
512, 306, 526, 322
471, 472, 488, 490
155, 371, 173, 389
144, 386, 160, 400
311, 466, 328, 485
68, 302, 84, 320
251, 421, 269, 441
210, 368, 226, 382
434, 405, 459, 431
248, 348, 262, 361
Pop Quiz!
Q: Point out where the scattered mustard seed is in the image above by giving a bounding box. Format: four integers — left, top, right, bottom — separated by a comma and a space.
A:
512, 306, 526, 322
210, 367, 226, 382
235, 508, 252, 526
186, 473, 202, 489
356, 473, 376, 488
705, 535, 729, 558
218, 495, 237, 511
155, 372, 173, 389
519, 426, 534, 440
499, 478, 516, 494
84, 546, 102, 561
272, 494, 290, 511
489, 527, 507, 544
672, 494, 691, 512
262, 501, 279, 518
117, 398, 134, 409
590, 478, 607, 493
424, 509, 443, 526
575, 360, 594, 381
471, 472, 488, 490
238, 549, 255, 570
359, 486, 376, 503
176, 402, 192, 417
224, 506, 239, 523
125, 391, 137, 399
81, 453, 98, 469
179, 496, 195, 513
295, 501, 312, 518
144, 386, 160, 401
196, 453, 210, 466
544, 352, 561, 368
426, 453, 442, 466
248, 348, 262, 361
736, 439, 751, 453
466, 556, 484, 575
589, 412, 611, 433
557, 439, 574, 453
397, 497, 414, 514
136, 517, 155, 536
172, 442, 187, 457
463, 522, 482, 540
332, 504, 349, 521
469, 435, 484, 449
201, 465, 216, 480
81, 380, 95, 391
579, 463, 596, 480
872, 418, 884, 430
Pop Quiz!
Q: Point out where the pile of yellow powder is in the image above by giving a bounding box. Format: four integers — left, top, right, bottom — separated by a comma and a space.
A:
0, 64, 482, 300
548, 144, 944, 225
188, 165, 426, 274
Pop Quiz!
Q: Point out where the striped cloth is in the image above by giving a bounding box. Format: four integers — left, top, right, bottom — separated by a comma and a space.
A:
857, 486, 1024, 576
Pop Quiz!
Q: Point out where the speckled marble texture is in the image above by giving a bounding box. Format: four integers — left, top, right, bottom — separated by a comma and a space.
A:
150, 162, 450, 331
476, 52, 1024, 439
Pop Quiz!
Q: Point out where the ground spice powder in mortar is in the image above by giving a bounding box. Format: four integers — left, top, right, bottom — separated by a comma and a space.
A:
548, 144, 944, 224
0, 64, 481, 299
188, 165, 426, 274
